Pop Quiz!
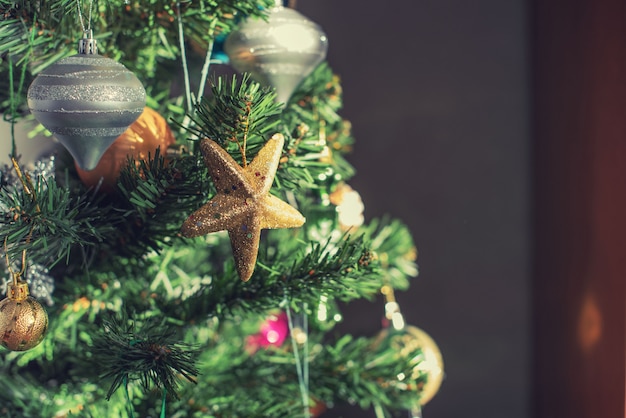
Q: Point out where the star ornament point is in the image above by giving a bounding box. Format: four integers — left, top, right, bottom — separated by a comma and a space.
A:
181, 133, 305, 281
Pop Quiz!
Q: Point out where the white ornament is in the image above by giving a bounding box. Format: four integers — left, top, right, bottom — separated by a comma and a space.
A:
224, 3, 328, 105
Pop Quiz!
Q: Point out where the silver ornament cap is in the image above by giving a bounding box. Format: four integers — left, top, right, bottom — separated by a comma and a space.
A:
27, 32, 146, 170
224, 3, 328, 105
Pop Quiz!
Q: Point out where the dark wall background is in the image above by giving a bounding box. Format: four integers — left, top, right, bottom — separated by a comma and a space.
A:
298, 1, 531, 417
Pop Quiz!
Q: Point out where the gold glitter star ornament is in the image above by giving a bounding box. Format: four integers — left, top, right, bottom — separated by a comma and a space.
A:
181, 134, 305, 281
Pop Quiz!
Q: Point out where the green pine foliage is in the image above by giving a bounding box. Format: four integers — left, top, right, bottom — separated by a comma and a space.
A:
0, 1, 427, 417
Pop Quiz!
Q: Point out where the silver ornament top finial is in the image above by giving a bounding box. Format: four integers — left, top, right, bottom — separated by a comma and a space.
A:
78, 29, 98, 55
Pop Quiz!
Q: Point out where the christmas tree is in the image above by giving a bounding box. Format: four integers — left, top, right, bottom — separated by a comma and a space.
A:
0, 1, 443, 417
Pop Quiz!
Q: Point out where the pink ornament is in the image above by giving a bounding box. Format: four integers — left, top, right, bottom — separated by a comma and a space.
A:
246, 311, 289, 353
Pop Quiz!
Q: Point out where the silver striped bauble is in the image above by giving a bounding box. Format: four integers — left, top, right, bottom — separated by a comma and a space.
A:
27, 54, 146, 170
224, 4, 328, 105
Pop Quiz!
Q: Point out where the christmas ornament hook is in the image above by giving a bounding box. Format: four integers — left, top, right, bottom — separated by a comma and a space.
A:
76, 0, 96, 54
78, 29, 98, 55
3, 159, 42, 302
3, 158, 36, 291
3, 237, 27, 293
76, 0, 94, 33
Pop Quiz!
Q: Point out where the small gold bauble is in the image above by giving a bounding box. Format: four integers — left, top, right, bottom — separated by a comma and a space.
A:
376, 325, 444, 405
0, 286, 49, 351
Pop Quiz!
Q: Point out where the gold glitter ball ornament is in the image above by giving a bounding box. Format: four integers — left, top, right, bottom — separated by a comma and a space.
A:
375, 325, 444, 406
0, 281, 49, 351
181, 134, 305, 281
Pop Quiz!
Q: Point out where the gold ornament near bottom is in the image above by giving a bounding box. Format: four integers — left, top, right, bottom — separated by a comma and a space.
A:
376, 325, 444, 406
0, 281, 48, 351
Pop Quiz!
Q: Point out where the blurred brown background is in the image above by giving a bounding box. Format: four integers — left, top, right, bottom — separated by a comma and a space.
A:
299, 0, 626, 417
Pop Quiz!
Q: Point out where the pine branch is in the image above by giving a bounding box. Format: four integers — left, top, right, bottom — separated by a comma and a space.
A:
114, 150, 208, 255
0, 371, 137, 417
0, 296, 427, 418
0, 149, 208, 269
157, 231, 383, 323
0, 173, 112, 267
79, 216, 416, 327
312, 334, 428, 416
182, 73, 283, 164
1, 148, 202, 267
93, 313, 199, 401
158, 333, 428, 418
277, 63, 356, 192
359, 217, 419, 290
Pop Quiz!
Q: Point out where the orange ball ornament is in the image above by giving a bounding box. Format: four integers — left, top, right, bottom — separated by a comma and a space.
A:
76, 107, 176, 190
